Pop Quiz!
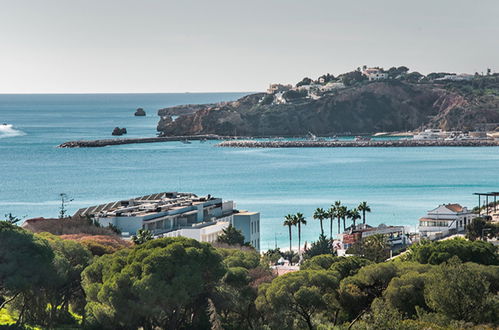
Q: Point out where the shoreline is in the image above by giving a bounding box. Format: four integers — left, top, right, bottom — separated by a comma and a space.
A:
217, 139, 499, 148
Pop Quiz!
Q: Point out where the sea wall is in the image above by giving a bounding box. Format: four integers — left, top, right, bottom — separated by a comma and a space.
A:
217, 139, 499, 148
58, 135, 226, 148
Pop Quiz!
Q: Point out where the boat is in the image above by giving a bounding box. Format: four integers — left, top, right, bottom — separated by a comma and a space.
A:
413, 129, 444, 140
182, 140, 192, 144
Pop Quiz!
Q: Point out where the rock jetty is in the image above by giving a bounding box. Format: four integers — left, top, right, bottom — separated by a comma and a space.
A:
58, 135, 227, 148
134, 108, 146, 116
217, 139, 499, 148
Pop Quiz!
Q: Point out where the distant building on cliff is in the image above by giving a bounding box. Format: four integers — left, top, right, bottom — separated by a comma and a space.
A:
267, 83, 292, 94
362, 68, 388, 81
74, 192, 261, 250
435, 73, 474, 81
418, 203, 474, 240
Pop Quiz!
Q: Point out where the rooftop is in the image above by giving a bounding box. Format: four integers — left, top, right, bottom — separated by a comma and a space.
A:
74, 192, 220, 218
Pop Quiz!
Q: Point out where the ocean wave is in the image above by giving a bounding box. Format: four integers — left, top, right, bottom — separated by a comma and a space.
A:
0, 124, 26, 139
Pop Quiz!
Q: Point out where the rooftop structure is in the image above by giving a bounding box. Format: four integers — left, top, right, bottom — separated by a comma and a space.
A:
473, 192, 499, 222
418, 203, 474, 240
74, 192, 261, 250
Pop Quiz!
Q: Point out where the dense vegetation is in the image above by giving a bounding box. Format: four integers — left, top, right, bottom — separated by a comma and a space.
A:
1, 220, 498, 329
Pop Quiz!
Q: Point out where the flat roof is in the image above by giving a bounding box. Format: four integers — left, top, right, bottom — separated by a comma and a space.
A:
235, 211, 258, 215
473, 192, 499, 196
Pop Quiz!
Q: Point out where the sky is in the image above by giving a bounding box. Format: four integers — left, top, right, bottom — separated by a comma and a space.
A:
0, 0, 498, 93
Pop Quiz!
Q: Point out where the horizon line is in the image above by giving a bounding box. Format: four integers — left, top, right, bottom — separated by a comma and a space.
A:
0, 91, 260, 95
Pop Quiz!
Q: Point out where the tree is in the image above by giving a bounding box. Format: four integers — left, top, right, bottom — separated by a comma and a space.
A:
296, 77, 313, 87
466, 217, 499, 241
217, 224, 246, 246
327, 206, 336, 240
294, 212, 307, 255
338, 262, 398, 320
338, 205, 348, 232
131, 228, 153, 245
256, 270, 339, 329
346, 234, 390, 263
329, 256, 372, 280
347, 208, 361, 228
58, 193, 73, 219
301, 254, 338, 271
340, 71, 367, 86
303, 234, 334, 259
0, 222, 54, 325
283, 214, 295, 253
405, 71, 424, 83
313, 208, 327, 236
406, 238, 498, 265
2, 213, 22, 225
82, 237, 226, 329
383, 271, 428, 317
357, 202, 371, 225
21, 233, 92, 327
424, 257, 495, 323
213, 248, 273, 329
333, 201, 343, 234
282, 89, 307, 101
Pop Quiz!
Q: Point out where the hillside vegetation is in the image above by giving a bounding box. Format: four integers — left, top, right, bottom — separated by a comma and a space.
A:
157, 68, 499, 136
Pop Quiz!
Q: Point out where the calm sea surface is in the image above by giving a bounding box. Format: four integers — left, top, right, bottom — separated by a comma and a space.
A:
1, 93, 498, 250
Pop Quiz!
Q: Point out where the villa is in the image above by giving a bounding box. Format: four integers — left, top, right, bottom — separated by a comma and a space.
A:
74, 192, 261, 250
362, 68, 388, 81
418, 203, 474, 240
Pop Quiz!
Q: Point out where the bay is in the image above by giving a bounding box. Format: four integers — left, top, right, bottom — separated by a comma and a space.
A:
1, 93, 498, 250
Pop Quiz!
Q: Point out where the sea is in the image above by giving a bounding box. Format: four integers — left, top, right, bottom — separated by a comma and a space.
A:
1, 93, 498, 250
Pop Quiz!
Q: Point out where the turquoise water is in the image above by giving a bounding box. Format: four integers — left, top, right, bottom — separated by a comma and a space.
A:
1, 93, 498, 250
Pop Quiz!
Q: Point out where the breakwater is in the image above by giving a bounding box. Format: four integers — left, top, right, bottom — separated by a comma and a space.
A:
217, 139, 499, 148
58, 135, 227, 148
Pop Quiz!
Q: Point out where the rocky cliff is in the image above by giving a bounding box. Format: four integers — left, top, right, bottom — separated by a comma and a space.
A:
157, 80, 499, 136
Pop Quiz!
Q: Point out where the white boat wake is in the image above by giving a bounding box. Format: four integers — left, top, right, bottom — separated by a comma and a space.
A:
0, 123, 26, 139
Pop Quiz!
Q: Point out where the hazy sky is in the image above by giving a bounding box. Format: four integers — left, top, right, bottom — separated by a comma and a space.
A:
1, 0, 498, 93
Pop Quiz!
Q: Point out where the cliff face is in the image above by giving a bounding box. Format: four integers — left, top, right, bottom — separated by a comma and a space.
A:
157, 81, 499, 136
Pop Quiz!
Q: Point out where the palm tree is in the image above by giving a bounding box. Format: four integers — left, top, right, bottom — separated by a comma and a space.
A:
294, 212, 307, 254
313, 208, 327, 236
327, 206, 336, 240
339, 206, 348, 232
333, 201, 343, 234
283, 214, 295, 253
358, 201, 371, 225
348, 208, 361, 229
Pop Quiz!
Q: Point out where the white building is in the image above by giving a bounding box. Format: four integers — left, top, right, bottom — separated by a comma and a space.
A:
74, 192, 261, 250
362, 68, 388, 81
435, 74, 474, 81
320, 82, 345, 92
418, 204, 475, 239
